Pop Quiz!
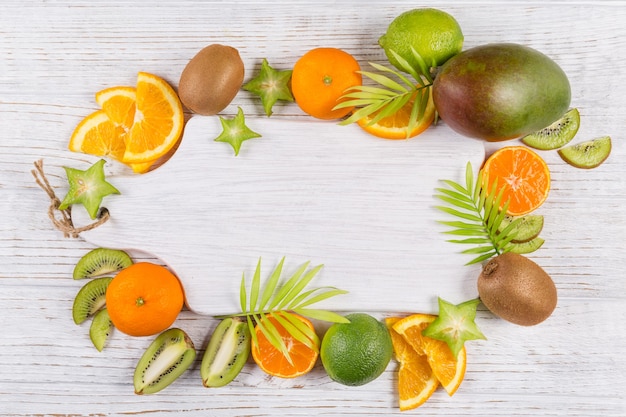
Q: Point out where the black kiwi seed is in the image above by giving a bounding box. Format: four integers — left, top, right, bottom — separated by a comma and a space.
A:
73, 248, 133, 280
72, 276, 113, 324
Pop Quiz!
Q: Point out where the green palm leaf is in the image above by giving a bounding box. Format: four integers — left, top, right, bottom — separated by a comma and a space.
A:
334, 49, 434, 138
435, 162, 520, 265
223, 258, 349, 364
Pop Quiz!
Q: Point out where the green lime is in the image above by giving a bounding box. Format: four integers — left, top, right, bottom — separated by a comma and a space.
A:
320, 313, 393, 386
379, 8, 464, 71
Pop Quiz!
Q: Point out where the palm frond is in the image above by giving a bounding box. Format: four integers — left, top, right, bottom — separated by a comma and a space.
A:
334, 49, 434, 138
435, 162, 520, 265
224, 258, 349, 363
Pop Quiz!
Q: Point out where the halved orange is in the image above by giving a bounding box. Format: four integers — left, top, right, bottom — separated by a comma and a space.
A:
68, 110, 127, 161
357, 89, 436, 139
122, 72, 184, 164
251, 313, 319, 379
385, 317, 439, 410
482, 146, 551, 216
392, 313, 466, 396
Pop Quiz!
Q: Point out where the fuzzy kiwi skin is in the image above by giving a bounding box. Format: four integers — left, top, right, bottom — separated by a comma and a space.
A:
477, 252, 557, 326
178, 44, 244, 115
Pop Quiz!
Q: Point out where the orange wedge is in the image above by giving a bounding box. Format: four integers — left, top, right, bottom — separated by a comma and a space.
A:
392, 313, 466, 396
386, 317, 439, 411
95, 86, 157, 173
122, 72, 184, 164
68, 110, 127, 161
95, 86, 136, 130
357, 90, 436, 139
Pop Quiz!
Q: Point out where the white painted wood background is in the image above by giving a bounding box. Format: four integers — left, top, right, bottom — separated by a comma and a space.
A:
2, 1, 625, 416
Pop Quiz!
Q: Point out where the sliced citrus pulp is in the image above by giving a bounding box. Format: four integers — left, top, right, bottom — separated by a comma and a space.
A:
482, 146, 551, 216
251, 313, 319, 379
392, 313, 466, 396
357, 90, 436, 139
385, 317, 439, 411
68, 110, 127, 161
122, 72, 184, 164
95, 85, 157, 173
68, 72, 183, 173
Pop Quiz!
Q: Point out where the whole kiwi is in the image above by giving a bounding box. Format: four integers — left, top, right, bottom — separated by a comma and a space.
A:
477, 252, 557, 326
178, 44, 244, 115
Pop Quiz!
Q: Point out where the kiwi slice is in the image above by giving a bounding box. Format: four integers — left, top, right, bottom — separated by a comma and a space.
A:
72, 276, 113, 324
73, 248, 133, 279
200, 317, 251, 388
90, 308, 113, 352
134, 328, 196, 395
521, 108, 580, 150
499, 214, 544, 243
558, 136, 611, 169
509, 237, 545, 254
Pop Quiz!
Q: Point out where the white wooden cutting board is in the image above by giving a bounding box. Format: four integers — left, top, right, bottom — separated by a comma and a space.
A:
72, 116, 485, 316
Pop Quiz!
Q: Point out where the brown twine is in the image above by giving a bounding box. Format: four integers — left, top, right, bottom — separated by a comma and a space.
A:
31, 159, 110, 238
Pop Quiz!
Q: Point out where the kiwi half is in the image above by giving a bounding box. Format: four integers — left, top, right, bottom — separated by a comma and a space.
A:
73, 248, 133, 280
558, 136, 611, 169
521, 108, 580, 150
200, 317, 251, 388
72, 276, 113, 324
90, 308, 113, 352
134, 328, 196, 395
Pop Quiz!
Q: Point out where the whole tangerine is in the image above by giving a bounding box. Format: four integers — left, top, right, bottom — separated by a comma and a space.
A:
105, 262, 184, 337
291, 47, 362, 120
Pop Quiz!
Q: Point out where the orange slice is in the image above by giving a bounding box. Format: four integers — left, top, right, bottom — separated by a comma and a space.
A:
357, 90, 436, 139
68, 110, 127, 161
122, 72, 184, 164
95, 86, 136, 130
386, 317, 439, 410
482, 146, 551, 216
95, 86, 154, 173
392, 313, 466, 396
251, 313, 319, 379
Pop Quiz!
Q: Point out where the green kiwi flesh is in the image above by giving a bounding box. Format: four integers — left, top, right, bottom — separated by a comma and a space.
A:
521, 108, 580, 150
499, 214, 544, 243
72, 277, 113, 324
73, 248, 133, 279
558, 136, 611, 169
90, 308, 113, 352
134, 328, 196, 395
509, 237, 545, 254
200, 317, 251, 388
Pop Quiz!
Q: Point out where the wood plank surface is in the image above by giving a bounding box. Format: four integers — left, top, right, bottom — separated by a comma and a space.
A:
1, 1, 625, 416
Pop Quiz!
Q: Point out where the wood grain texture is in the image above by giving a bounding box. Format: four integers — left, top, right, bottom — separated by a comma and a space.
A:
70, 116, 485, 315
1, 1, 625, 416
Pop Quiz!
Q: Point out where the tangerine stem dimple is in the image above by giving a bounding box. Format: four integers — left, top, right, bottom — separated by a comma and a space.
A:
322, 75, 333, 86
136, 297, 145, 307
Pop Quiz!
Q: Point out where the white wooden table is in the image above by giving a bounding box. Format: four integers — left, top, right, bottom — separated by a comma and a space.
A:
2, 1, 625, 416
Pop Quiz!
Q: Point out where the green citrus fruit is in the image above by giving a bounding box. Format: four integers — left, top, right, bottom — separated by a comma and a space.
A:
320, 313, 393, 386
379, 8, 464, 71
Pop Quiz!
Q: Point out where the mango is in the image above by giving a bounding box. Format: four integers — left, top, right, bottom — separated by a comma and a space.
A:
432, 43, 571, 141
